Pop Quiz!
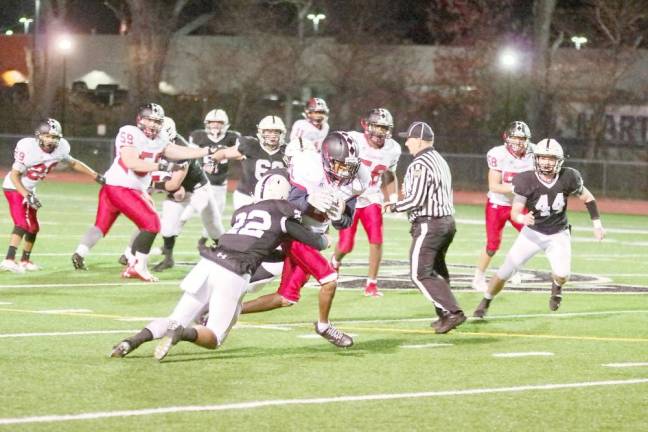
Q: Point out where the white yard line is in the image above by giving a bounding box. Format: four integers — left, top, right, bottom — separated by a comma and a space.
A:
401, 343, 454, 349
0, 281, 180, 289
493, 352, 554, 358
1, 378, 647, 426
0, 329, 137, 339
37, 309, 94, 314
603, 362, 648, 368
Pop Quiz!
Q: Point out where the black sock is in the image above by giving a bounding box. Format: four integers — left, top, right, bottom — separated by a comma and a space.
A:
551, 282, 562, 296
181, 327, 198, 342
6, 246, 17, 260
163, 236, 176, 251
21, 250, 31, 262
126, 328, 153, 349
131, 231, 157, 255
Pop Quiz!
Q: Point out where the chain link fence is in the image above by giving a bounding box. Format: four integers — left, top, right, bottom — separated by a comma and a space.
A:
1, 133, 646, 200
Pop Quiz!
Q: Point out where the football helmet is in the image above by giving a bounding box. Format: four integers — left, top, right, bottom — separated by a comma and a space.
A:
254, 173, 290, 201
321, 131, 360, 186
136, 103, 165, 139
305, 97, 329, 127
204, 108, 230, 140
162, 116, 177, 143
534, 138, 564, 177
35, 118, 63, 153
504, 121, 531, 158
257, 115, 286, 152
362, 108, 394, 148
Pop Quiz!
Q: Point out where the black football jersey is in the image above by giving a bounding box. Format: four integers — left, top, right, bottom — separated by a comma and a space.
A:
236, 136, 287, 196
512, 167, 584, 235
200, 199, 300, 275
175, 158, 208, 194
189, 130, 240, 186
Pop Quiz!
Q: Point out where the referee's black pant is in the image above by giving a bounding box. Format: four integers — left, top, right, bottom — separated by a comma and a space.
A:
409, 215, 462, 314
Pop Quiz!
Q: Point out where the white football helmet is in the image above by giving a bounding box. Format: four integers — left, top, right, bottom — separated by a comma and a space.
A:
534, 138, 564, 177
254, 173, 290, 201
257, 115, 286, 152
162, 116, 177, 142
204, 109, 230, 140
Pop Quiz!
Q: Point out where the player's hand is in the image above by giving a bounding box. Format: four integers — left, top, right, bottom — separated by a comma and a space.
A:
94, 173, 106, 185
593, 220, 605, 241
307, 189, 334, 213
327, 198, 345, 221
23, 193, 42, 209
383, 202, 396, 214
171, 187, 186, 202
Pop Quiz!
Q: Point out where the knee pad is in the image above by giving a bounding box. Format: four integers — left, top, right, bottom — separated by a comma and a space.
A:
24, 232, 37, 243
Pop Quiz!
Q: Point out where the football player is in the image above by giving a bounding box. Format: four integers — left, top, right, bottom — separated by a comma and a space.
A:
240, 131, 370, 347
109, 173, 330, 360
473, 138, 605, 318
289, 97, 330, 152
212, 115, 287, 209
71, 103, 221, 281
189, 108, 240, 245
1, 119, 102, 273
331, 108, 401, 297
472, 121, 535, 291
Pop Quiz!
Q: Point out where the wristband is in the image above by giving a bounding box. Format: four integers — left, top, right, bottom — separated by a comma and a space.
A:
514, 213, 525, 224
593, 219, 603, 229
585, 200, 600, 220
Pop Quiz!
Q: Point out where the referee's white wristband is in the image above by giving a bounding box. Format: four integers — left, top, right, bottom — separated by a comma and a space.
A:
514, 214, 525, 224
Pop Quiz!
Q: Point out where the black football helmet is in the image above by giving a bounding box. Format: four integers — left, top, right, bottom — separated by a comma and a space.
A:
362, 108, 393, 148
136, 103, 165, 139
35, 118, 63, 153
321, 131, 360, 186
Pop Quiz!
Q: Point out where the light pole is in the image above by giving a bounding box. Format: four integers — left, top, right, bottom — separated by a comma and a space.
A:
571, 35, 588, 50
306, 13, 326, 33
498, 48, 520, 122
56, 34, 73, 131
19, 17, 33, 33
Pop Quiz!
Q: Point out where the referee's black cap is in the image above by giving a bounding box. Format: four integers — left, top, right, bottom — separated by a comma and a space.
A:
398, 121, 434, 141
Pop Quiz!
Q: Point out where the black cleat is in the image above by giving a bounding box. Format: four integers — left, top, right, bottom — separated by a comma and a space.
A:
549, 283, 563, 311
72, 253, 87, 270
314, 322, 353, 348
154, 321, 184, 361
153, 257, 174, 272
435, 312, 467, 334
473, 298, 491, 319
110, 340, 132, 358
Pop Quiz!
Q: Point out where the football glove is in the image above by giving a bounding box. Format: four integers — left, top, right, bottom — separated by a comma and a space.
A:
307, 189, 334, 213
24, 193, 42, 209
326, 197, 345, 221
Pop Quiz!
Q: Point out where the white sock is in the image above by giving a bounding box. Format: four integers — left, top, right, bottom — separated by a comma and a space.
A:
134, 252, 149, 270
75, 244, 89, 257
317, 321, 330, 332
484, 292, 493, 300
366, 278, 377, 286
331, 256, 339, 267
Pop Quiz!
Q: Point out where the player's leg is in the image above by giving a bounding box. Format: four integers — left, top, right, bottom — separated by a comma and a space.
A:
473, 201, 508, 291
198, 184, 227, 245
19, 230, 39, 271
474, 228, 543, 318
154, 197, 186, 271
359, 204, 384, 296
196, 185, 225, 243
72, 186, 119, 270
1, 190, 33, 273
118, 229, 139, 266
544, 230, 572, 311
331, 209, 360, 271
242, 253, 302, 313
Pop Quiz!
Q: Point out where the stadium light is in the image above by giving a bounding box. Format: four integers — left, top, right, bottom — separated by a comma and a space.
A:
306, 13, 326, 33
499, 48, 520, 72
19, 17, 33, 33
56, 34, 74, 54
571, 35, 588, 50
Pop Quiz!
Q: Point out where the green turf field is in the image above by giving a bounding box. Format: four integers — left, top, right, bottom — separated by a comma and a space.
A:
1, 181, 647, 431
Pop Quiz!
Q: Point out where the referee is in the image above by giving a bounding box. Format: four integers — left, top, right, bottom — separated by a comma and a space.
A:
385, 121, 466, 334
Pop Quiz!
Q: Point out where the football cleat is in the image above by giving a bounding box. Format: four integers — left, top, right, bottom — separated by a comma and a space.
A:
549, 283, 563, 311
154, 321, 184, 361
314, 322, 353, 348
473, 298, 492, 319
117, 254, 129, 266
471, 274, 487, 292
19, 260, 40, 271
364, 282, 383, 297
0, 259, 25, 273
122, 264, 159, 282
110, 340, 133, 358
153, 257, 174, 272
71, 253, 87, 270
434, 312, 467, 334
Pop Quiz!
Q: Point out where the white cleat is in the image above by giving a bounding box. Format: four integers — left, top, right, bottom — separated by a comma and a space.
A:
509, 272, 522, 285
471, 275, 487, 292
20, 261, 40, 271
0, 259, 25, 273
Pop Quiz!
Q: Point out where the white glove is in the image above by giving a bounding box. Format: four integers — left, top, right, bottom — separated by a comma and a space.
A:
327, 197, 345, 221
307, 189, 334, 213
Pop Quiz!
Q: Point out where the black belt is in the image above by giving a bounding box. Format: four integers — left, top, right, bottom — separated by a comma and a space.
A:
414, 215, 452, 223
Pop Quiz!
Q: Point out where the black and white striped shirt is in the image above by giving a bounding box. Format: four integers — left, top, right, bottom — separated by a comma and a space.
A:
394, 147, 454, 221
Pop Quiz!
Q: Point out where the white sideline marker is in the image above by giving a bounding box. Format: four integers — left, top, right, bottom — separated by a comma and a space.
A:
401, 343, 453, 349
603, 362, 648, 368
1, 378, 647, 426
0, 329, 138, 339
0, 301, 12, 305
493, 352, 554, 358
